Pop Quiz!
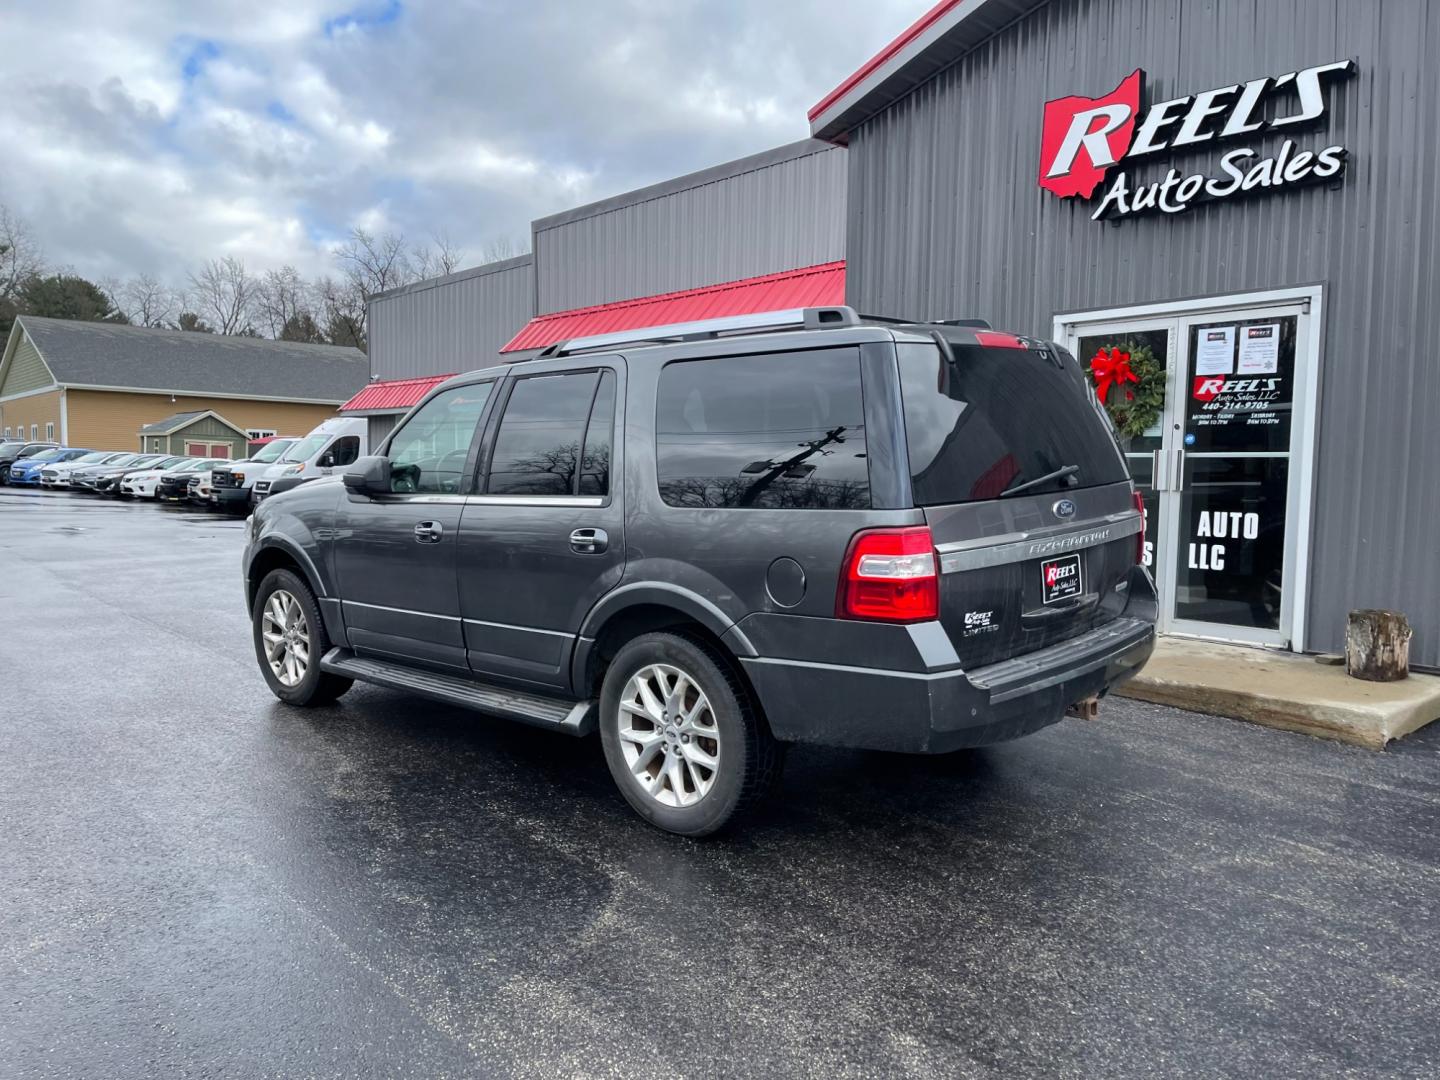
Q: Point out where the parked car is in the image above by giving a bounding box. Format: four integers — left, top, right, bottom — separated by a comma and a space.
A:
156, 460, 216, 502
40, 451, 133, 488
0, 441, 58, 483
187, 470, 217, 506
7, 447, 92, 485
119, 458, 214, 499
242, 307, 1157, 836
251, 418, 366, 502
97, 456, 187, 496
211, 438, 299, 511
70, 453, 170, 492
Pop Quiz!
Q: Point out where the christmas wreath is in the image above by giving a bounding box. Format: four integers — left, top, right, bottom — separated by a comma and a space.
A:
1088, 341, 1164, 440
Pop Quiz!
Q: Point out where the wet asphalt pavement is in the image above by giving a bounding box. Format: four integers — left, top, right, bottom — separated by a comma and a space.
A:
1, 487, 1438, 1079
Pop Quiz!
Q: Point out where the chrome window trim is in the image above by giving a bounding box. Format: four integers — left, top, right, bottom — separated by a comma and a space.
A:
936, 510, 1142, 573
368, 494, 605, 507
467, 494, 605, 508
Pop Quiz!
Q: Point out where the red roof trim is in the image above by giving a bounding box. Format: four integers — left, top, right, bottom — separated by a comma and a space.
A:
339, 373, 456, 413
501, 261, 846, 353
808, 0, 965, 121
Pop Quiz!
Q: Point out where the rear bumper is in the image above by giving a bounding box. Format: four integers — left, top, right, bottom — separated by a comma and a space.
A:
740, 585, 1156, 754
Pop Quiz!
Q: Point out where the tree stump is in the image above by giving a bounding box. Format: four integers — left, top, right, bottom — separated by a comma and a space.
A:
1345, 610, 1412, 682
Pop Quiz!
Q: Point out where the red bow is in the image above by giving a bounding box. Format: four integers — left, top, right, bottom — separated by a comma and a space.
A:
1090, 346, 1138, 403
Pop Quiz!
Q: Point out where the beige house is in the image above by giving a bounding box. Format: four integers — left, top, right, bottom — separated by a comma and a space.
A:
0, 316, 368, 453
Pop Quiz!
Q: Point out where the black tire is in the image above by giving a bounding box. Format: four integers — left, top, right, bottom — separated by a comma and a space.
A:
251, 568, 352, 706
599, 631, 783, 837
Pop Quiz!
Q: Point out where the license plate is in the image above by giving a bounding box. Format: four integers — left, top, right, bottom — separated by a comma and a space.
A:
1041, 554, 1083, 604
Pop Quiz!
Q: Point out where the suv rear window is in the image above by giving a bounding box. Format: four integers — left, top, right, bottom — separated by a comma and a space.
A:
656, 348, 869, 510
897, 341, 1127, 506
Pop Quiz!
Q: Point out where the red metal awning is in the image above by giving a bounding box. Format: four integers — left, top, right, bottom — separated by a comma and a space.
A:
339, 373, 456, 413
501, 261, 846, 353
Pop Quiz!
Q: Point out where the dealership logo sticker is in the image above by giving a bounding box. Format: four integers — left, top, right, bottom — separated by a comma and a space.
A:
1036, 60, 1356, 220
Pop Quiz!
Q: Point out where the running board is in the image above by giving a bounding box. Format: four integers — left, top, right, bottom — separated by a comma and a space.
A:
320, 648, 597, 736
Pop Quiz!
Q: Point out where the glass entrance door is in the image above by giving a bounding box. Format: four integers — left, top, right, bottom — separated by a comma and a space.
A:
1165, 307, 1306, 646
1066, 301, 1314, 648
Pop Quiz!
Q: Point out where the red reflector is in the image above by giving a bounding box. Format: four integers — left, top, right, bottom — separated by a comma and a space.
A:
837, 526, 938, 623
1133, 489, 1146, 566
974, 331, 1028, 349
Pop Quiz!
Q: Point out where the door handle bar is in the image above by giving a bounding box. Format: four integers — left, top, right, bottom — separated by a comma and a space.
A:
570, 528, 608, 554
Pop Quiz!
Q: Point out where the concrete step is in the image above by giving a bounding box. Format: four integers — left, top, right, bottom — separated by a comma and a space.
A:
1115, 636, 1440, 749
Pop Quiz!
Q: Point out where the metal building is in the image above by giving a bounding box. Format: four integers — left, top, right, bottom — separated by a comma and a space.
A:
348, 138, 848, 422
355, 255, 536, 444
530, 139, 846, 315
812, 0, 1440, 666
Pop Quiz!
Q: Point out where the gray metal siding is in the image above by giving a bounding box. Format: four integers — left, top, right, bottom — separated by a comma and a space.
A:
367, 415, 397, 449
844, 0, 1440, 665
368, 257, 535, 381
534, 141, 847, 313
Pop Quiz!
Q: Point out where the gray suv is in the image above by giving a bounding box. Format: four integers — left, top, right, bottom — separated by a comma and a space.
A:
242, 307, 1155, 835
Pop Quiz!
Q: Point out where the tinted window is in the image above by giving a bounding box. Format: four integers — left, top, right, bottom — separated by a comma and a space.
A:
387, 383, 494, 494
487, 372, 600, 496
898, 341, 1128, 506
655, 349, 869, 510
579, 371, 615, 497
326, 436, 360, 467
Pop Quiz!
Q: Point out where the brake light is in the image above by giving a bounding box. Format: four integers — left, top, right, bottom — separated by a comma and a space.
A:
974, 331, 1028, 350
1133, 490, 1146, 566
837, 527, 939, 623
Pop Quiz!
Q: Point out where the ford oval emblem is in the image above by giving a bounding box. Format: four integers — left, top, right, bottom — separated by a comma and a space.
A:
1053, 499, 1077, 519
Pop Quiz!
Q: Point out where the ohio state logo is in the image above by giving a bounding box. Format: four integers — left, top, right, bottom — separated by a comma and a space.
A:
1039, 70, 1143, 198
1193, 376, 1227, 403
1037, 60, 1356, 220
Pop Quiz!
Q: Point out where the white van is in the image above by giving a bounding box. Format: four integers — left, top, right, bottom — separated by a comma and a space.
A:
252, 417, 368, 501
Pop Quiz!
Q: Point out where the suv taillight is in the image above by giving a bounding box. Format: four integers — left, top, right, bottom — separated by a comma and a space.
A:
837, 527, 939, 623
1133, 490, 1146, 566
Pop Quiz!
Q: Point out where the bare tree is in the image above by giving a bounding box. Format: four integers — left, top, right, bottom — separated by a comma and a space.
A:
0, 204, 45, 301
313, 274, 366, 352
413, 231, 464, 280
187, 256, 256, 335
335, 228, 414, 296
483, 236, 528, 263
115, 273, 180, 328
254, 266, 312, 339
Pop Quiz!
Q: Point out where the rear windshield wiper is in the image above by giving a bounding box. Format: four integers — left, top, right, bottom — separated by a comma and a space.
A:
998, 464, 1079, 498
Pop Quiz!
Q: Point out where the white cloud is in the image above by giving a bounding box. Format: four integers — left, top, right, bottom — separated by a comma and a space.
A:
0, 0, 925, 287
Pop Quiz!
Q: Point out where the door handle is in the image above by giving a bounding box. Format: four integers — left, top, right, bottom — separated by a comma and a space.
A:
570, 527, 608, 554
1151, 449, 1185, 492
414, 520, 443, 544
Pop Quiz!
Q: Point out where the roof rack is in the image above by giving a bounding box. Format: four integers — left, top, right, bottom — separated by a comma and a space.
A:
857, 312, 993, 329
535, 306, 862, 358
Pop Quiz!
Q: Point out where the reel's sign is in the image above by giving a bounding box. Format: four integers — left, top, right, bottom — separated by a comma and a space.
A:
1038, 61, 1355, 220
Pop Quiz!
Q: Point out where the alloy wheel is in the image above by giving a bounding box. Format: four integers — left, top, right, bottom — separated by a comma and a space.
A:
261, 589, 311, 687
616, 663, 721, 808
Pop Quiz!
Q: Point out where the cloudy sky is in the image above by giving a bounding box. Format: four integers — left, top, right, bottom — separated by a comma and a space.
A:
0, 0, 921, 286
